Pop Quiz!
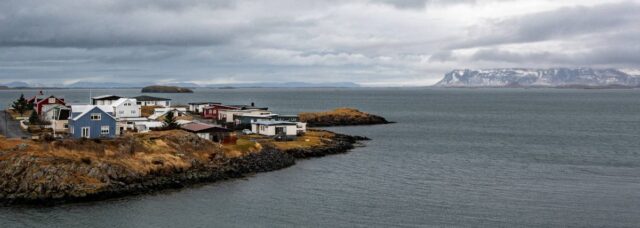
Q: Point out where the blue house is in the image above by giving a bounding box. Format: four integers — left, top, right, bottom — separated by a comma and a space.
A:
69, 105, 117, 139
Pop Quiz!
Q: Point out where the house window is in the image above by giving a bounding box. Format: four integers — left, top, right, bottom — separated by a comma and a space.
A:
131, 110, 136, 114
49, 97, 56, 103
81, 127, 90, 138
63, 124, 68, 129
101, 126, 110, 135
90, 113, 101, 120
119, 111, 124, 114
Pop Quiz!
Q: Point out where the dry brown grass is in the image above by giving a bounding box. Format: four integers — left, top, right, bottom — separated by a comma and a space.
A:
0, 130, 224, 176
270, 131, 334, 151
299, 108, 370, 121
221, 138, 262, 158
140, 106, 161, 117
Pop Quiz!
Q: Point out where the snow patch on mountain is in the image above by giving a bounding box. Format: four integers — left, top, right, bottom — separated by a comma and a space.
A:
435, 68, 640, 87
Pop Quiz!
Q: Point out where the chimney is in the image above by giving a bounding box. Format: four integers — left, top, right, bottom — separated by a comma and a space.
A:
251, 102, 255, 107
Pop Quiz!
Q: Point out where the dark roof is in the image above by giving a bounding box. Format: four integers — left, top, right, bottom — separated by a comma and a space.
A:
181, 123, 231, 133
134, 95, 171, 101
92, 95, 121, 100
188, 102, 221, 105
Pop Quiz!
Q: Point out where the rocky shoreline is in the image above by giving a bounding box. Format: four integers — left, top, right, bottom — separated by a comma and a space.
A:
0, 131, 367, 206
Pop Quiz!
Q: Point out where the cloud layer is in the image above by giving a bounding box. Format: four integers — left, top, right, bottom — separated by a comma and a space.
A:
0, 0, 638, 86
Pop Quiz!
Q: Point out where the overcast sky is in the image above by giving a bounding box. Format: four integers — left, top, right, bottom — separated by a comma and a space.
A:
1, 0, 639, 86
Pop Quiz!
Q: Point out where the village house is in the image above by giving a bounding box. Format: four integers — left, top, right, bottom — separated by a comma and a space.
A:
109, 98, 141, 118
188, 102, 221, 114
42, 104, 71, 134
202, 104, 238, 119
218, 109, 273, 125
251, 120, 299, 139
34, 95, 66, 114
68, 105, 117, 139
134, 95, 171, 107
180, 122, 235, 143
91, 95, 122, 105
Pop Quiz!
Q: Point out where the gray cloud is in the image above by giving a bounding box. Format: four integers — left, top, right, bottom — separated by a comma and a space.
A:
0, 0, 638, 86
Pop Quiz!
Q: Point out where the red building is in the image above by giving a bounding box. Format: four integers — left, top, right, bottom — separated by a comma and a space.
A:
202, 104, 240, 120
34, 95, 66, 114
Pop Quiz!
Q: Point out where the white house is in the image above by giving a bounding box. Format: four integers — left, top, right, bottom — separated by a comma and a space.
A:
219, 109, 273, 124
188, 102, 220, 113
110, 98, 141, 118
251, 120, 299, 138
149, 107, 190, 121
134, 121, 164, 133
134, 95, 171, 107
41, 104, 71, 134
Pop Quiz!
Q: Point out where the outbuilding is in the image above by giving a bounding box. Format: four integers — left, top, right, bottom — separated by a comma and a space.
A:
251, 120, 298, 139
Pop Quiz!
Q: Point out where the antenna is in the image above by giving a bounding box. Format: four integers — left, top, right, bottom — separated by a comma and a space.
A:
89, 88, 92, 105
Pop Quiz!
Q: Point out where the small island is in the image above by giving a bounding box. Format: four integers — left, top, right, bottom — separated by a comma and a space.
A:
141, 85, 193, 93
299, 108, 391, 127
0, 130, 367, 205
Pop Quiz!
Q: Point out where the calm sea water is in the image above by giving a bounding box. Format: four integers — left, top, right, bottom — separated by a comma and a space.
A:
1, 88, 640, 227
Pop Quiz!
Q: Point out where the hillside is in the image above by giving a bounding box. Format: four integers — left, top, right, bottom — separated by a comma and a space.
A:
141, 85, 193, 93
435, 68, 640, 88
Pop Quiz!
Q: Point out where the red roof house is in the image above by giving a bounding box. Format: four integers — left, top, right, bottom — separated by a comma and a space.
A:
35, 96, 66, 114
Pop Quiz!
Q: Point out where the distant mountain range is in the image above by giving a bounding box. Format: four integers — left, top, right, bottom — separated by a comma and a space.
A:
435, 68, 640, 88
0, 81, 360, 89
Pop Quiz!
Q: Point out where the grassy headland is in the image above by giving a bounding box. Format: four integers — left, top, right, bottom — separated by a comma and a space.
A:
299, 108, 391, 127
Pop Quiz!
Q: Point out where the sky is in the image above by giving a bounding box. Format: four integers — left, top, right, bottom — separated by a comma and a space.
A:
0, 0, 639, 86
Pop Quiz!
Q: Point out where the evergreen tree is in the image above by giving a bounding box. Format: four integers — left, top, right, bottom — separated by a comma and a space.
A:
163, 110, 178, 129
11, 94, 29, 115
28, 109, 40, 125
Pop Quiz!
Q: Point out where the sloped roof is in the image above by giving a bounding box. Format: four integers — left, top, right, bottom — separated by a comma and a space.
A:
111, 98, 137, 107
42, 104, 68, 114
71, 105, 115, 121
181, 122, 231, 133
92, 95, 121, 100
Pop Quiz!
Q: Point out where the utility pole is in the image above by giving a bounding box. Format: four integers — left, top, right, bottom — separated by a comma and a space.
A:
4, 109, 7, 137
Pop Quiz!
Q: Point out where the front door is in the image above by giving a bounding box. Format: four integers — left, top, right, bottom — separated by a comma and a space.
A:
81, 127, 90, 138
275, 127, 285, 135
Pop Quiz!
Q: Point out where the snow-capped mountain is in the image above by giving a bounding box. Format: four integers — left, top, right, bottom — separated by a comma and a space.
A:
435, 68, 640, 87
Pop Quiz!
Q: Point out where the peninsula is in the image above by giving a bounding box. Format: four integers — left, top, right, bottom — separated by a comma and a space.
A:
0, 130, 367, 205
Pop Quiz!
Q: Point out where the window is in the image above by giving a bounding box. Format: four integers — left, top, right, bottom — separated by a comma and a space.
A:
49, 97, 56, 103
119, 110, 124, 114
90, 113, 101, 120
63, 124, 68, 129
101, 126, 110, 135
131, 110, 136, 114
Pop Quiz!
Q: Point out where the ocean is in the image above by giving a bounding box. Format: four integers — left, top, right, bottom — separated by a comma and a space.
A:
1, 88, 639, 227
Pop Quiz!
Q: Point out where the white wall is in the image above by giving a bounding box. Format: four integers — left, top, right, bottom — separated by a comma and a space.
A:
114, 98, 141, 118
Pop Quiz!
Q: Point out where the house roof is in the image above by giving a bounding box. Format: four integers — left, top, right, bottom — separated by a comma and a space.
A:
253, 120, 298, 126
134, 95, 171, 101
181, 122, 231, 133
35, 95, 65, 105
111, 98, 137, 107
238, 113, 279, 118
71, 105, 115, 121
92, 95, 122, 100
148, 108, 188, 120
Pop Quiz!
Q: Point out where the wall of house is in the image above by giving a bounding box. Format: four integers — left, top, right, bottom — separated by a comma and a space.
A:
69, 108, 116, 139
94, 99, 117, 105
114, 99, 141, 118
36, 97, 65, 114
